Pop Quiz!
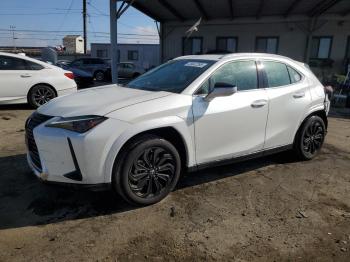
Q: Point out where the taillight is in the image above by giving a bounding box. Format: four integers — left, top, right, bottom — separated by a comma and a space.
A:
64, 72, 74, 79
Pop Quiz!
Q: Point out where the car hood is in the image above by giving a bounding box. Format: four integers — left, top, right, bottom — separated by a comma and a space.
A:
37, 85, 172, 117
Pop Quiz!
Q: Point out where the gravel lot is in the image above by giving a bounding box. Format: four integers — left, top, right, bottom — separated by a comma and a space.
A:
0, 105, 349, 261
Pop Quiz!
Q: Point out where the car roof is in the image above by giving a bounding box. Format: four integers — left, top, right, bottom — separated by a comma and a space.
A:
0, 51, 54, 68
175, 53, 299, 63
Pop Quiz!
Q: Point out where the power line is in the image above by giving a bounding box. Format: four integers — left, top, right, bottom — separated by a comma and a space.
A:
0, 29, 158, 37
0, 12, 82, 16
0, 36, 158, 41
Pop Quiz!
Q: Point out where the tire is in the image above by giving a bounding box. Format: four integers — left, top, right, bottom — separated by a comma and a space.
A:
293, 115, 326, 160
94, 71, 105, 81
113, 135, 181, 206
28, 85, 57, 108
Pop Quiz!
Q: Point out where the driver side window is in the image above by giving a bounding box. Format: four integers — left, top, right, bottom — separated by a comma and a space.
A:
197, 60, 258, 94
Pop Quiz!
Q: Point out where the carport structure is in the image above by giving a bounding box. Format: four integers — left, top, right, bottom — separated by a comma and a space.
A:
110, 0, 350, 81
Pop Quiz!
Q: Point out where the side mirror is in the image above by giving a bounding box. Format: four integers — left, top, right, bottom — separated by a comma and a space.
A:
204, 82, 237, 101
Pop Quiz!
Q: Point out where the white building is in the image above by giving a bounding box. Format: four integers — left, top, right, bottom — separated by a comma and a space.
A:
128, 0, 350, 80
63, 35, 85, 54
90, 43, 160, 70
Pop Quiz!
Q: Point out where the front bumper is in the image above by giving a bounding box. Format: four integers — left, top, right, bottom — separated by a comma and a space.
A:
26, 113, 131, 185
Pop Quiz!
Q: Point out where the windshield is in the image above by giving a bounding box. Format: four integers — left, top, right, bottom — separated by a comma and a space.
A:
126, 59, 215, 93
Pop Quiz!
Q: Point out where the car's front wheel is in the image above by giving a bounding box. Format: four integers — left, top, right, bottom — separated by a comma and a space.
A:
114, 135, 181, 206
294, 115, 326, 160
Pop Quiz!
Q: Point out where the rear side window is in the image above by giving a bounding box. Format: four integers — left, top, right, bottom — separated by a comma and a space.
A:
262, 61, 290, 87
26, 60, 44, 70
90, 59, 104, 64
0, 56, 27, 70
71, 60, 83, 66
287, 66, 302, 83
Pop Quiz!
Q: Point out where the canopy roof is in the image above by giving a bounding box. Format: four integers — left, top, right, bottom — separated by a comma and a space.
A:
128, 0, 350, 22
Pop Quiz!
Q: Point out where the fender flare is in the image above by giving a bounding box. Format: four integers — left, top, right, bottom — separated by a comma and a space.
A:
103, 116, 195, 183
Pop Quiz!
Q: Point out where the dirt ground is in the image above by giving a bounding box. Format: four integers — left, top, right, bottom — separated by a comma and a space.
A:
0, 105, 349, 262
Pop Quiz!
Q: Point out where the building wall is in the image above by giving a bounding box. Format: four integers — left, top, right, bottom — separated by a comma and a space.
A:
63, 36, 84, 54
162, 17, 350, 77
90, 43, 160, 70
75, 37, 85, 54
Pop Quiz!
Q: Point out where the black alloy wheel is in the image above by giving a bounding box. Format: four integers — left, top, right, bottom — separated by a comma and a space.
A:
114, 135, 181, 206
295, 115, 325, 160
28, 85, 56, 108
128, 147, 176, 198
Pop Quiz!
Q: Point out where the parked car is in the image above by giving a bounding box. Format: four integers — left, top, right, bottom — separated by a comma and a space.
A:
118, 62, 145, 79
0, 52, 77, 108
25, 53, 329, 205
56, 62, 94, 89
69, 58, 110, 81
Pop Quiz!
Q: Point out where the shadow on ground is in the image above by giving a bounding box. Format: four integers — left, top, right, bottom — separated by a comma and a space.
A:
0, 151, 296, 230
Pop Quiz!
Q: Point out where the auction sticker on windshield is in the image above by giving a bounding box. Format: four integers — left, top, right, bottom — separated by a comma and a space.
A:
184, 62, 208, 68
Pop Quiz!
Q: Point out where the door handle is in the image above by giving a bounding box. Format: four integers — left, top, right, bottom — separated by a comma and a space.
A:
251, 99, 268, 108
20, 74, 32, 78
293, 92, 305, 98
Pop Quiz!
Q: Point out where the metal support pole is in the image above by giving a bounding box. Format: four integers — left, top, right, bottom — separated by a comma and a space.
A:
83, 0, 87, 54
110, 0, 118, 84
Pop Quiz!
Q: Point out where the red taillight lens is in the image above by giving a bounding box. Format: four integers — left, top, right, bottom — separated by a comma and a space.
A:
64, 72, 74, 79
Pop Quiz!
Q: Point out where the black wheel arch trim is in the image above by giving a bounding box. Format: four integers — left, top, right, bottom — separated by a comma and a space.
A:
112, 127, 189, 181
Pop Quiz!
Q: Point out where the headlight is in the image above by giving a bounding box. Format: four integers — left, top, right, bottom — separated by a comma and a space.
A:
46, 115, 107, 133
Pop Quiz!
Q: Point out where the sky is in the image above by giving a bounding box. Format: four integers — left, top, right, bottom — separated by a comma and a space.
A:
0, 0, 159, 48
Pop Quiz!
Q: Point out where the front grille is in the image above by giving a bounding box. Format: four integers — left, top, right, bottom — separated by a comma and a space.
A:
25, 112, 53, 171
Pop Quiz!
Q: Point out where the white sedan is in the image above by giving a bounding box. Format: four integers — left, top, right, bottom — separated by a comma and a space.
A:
0, 52, 77, 108
25, 53, 329, 205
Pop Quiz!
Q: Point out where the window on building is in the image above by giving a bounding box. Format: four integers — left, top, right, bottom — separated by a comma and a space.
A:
0, 56, 27, 70
262, 61, 291, 87
117, 50, 120, 62
183, 37, 203, 55
311, 36, 332, 59
96, 49, 108, 58
216, 37, 238, 53
256, 37, 279, 54
128, 50, 139, 61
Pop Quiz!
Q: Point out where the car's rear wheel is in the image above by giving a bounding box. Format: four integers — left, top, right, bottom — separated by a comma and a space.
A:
94, 71, 105, 81
28, 85, 56, 108
294, 115, 326, 160
114, 135, 181, 206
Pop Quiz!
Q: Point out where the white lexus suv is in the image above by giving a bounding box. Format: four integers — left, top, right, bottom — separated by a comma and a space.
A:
25, 53, 329, 205
0, 52, 77, 108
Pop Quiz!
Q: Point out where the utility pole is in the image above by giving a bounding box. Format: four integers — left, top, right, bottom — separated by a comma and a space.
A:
83, 0, 87, 54
110, 0, 118, 83
10, 26, 16, 52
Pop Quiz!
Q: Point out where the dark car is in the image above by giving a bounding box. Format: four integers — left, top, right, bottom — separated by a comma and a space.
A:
56, 63, 94, 88
69, 58, 110, 81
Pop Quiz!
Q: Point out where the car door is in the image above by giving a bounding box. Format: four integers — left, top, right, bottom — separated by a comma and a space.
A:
192, 60, 269, 164
0, 55, 35, 102
261, 60, 312, 149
